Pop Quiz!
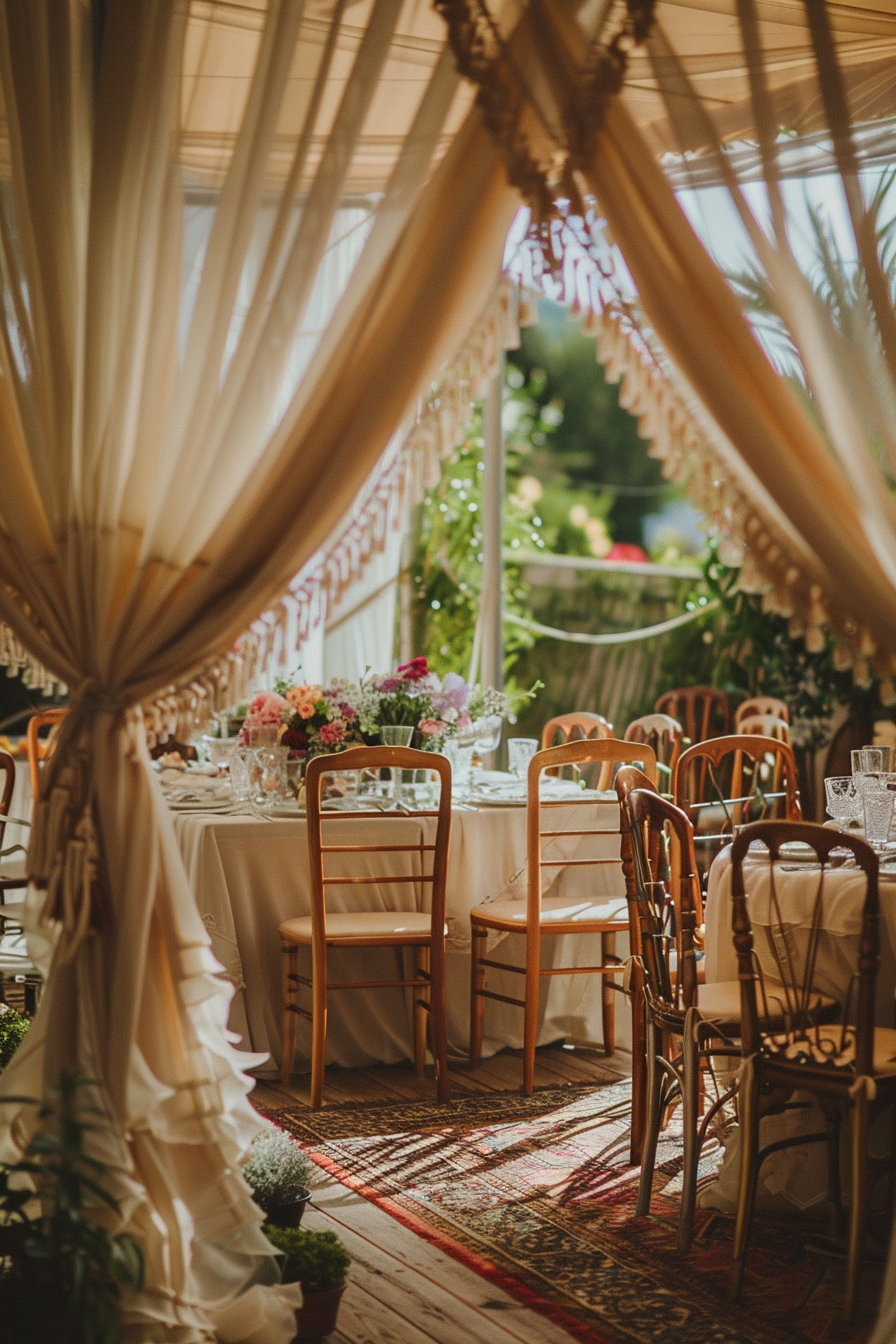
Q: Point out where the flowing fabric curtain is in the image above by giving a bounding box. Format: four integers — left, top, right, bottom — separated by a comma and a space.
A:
438, 0, 896, 674
0, 1, 518, 1338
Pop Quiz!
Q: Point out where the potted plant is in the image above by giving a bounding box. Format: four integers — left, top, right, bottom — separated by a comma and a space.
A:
0, 1004, 29, 1070
0, 1071, 143, 1344
242, 1128, 313, 1228
266, 1225, 350, 1342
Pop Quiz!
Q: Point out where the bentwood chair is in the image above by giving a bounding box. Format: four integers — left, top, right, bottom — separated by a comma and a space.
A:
625, 795, 838, 1253
729, 822, 896, 1320
623, 713, 682, 789
734, 696, 790, 728
736, 712, 791, 745
615, 764, 661, 1164
671, 734, 801, 885
469, 738, 656, 1094
27, 708, 68, 801
279, 746, 451, 1108
541, 713, 614, 790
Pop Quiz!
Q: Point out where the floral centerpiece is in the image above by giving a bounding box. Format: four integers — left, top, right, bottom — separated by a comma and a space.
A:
236, 659, 538, 759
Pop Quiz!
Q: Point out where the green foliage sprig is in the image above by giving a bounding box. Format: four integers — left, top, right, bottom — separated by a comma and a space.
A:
0, 1072, 143, 1344
0, 1008, 29, 1071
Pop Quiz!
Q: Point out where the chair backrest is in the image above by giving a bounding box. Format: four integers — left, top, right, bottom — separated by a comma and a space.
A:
654, 686, 729, 746
625, 788, 701, 1014
672, 734, 801, 881
730, 821, 878, 1079
526, 739, 656, 919
736, 712, 790, 745
615, 765, 660, 960
305, 746, 451, 945
27, 708, 68, 800
734, 696, 790, 727
623, 713, 682, 781
540, 713, 614, 789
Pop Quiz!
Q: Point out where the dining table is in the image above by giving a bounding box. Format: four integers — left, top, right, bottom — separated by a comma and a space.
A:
701, 836, 896, 1215
168, 769, 631, 1077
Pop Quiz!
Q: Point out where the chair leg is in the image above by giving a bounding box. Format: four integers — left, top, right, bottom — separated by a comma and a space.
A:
309, 948, 328, 1111
523, 927, 541, 1095
280, 943, 298, 1086
601, 932, 616, 1055
729, 1062, 761, 1300
428, 937, 449, 1104
844, 1093, 870, 1322
636, 1014, 663, 1216
413, 947, 428, 1079
677, 1009, 700, 1253
629, 961, 647, 1165
469, 923, 488, 1068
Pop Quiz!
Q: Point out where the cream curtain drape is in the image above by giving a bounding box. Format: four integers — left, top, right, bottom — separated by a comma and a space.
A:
0, 1, 517, 1338
442, 0, 896, 673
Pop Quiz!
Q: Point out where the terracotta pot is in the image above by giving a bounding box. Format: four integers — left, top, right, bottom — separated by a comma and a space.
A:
265, 1186, 311, 1229
293, 1284, 346, 1341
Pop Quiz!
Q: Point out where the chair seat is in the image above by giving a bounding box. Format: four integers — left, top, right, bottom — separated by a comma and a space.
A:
280, 911, 436, 944
470, 894, 629, 932
767, 1023, 896, 1075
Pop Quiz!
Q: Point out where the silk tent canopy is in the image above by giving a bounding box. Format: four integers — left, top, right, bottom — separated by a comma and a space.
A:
0, 0, 894, 1340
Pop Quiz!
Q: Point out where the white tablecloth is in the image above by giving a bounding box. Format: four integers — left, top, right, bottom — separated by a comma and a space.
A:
704, 845, 896, 1212
173, 797, 628, 1075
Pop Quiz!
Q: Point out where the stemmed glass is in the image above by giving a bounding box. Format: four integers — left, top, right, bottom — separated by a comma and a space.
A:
824, 776, 861, 828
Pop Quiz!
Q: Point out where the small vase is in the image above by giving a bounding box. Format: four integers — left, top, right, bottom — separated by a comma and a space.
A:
293, 1284, 346, 1342
380, 724, 414, 804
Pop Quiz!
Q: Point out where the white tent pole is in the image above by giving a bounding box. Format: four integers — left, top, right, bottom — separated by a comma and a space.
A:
480, 357, 505, 694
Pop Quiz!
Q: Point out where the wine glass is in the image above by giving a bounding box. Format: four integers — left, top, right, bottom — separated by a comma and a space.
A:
824, 775, 860, 828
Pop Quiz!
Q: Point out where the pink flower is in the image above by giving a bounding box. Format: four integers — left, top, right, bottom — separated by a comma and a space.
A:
418, 718, 443, 737
297, 702, 316, 719
318, 720, 345, 746
398, 656, 429, 682
378, 676, 399, 693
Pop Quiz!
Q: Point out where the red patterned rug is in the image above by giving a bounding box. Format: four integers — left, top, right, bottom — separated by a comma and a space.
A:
262, 1079, 880, 1344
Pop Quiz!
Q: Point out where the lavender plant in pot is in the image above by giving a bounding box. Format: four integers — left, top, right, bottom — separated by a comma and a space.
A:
266, 1225, 350, 1342
242, 1129, 313, 1228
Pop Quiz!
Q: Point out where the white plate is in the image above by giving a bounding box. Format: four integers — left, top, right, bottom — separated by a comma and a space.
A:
167, 799, 233, 813
266, 803, 306, 818
469, 796, 526, 808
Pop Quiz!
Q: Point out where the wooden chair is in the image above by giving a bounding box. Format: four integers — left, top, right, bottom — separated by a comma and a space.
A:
729, 822, 896, 1319
0, 749, 25, 900
26, 708, 68, 801
736, 712, 790, 744
469, 737, 656, 1094
541, 712, 614, 790
655, 686, 729, 746
279, 746, 451, 1109
626, 795, 837, 1252
671, 734, 801, 884
615, 763, 660, 1164
623, 713, 682, 788
734, 696, 790, 727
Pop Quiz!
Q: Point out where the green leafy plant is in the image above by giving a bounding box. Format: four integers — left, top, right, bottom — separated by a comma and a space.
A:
242, 1129, 313, 1212
265, 1225, 350, 1294
0, 1072, 143, 1344
0, 1007, 29, 1071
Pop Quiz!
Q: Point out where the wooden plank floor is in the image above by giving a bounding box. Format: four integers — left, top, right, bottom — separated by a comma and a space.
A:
252, 1045, 629, 1344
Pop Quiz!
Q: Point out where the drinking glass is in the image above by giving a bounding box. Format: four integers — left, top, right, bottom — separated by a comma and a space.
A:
443, 739, 474, 795
863, 785, 895, 849
852, 745, 896, 776
203, 735, 237, 776
507, 737, 538, 781
252, 746, 287, 807
824, 776, 861, 826
229, 749, 251, 804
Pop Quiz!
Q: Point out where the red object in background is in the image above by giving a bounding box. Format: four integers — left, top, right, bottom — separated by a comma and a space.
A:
607, 542, 649, 563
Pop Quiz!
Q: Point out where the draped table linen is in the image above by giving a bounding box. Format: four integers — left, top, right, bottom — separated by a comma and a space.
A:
173, 795, 629, 1072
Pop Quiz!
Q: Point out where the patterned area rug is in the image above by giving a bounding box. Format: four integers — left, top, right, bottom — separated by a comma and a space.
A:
263, 1080, 879, 1344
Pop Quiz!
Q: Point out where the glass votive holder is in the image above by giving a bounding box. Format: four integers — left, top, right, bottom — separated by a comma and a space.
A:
824, 775, 861, 826
507, 737, 539, 780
